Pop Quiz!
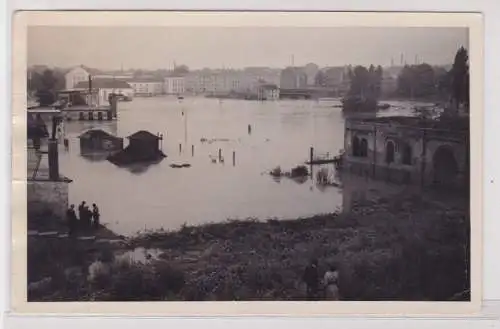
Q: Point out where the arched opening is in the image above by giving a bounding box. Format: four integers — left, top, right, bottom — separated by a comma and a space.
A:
352, 136, 360, 157
79, 112, 84, 121
385, 140, 395, 164
88, 112, 94, 120
402, 143, 412, 165
360, 138, 368, 157
97, 112, 103, 121
433, 146, 459, 187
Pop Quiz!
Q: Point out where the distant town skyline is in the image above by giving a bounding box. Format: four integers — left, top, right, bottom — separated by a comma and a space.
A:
28, 26, 468, 71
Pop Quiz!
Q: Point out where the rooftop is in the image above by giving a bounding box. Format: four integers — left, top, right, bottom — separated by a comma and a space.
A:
78, 129, 121, 140
74, 78, 132, 89
127, 130, 160, 140
354, 115, 469, 132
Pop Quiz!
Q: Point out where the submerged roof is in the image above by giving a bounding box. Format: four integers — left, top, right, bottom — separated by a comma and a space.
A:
78, 129, 121, 139
127, 130, 160, 140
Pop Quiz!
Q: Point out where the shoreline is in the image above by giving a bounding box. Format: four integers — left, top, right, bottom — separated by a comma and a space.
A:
27, 190, 470, 302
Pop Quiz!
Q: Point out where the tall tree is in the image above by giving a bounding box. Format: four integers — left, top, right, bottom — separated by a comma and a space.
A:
450, 46, 469, 110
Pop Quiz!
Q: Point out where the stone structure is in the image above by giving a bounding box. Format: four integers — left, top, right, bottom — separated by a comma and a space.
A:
343, 116, 469, 191
27, 180, 71, 221
27, 113, 73, 222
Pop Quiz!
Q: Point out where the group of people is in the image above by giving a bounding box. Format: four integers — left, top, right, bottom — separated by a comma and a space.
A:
302, 259, 340, 300
66, 201, 101, 236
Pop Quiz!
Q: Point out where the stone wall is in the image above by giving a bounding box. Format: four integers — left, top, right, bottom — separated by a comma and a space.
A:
27, 180, 69, 222
344, 120, 468, 190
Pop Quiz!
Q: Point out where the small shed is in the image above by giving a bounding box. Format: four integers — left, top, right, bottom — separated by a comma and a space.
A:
78, 129, 124, 155
107, 130, 165, 166
127, 130, 161, 155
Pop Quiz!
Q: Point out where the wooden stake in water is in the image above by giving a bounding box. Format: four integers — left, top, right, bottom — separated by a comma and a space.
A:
310, 147, 314, 177
192, 145, 194, 157
232, 151, 236, 166
218, 148, 222, 161
179, 143, 182, 154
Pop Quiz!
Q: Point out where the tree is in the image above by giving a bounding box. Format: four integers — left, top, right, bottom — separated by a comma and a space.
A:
396, 63, 436, 99
173, 65, 189, 75
314, 70, 326, 87
450, 46, 469, 110
342, 64, 382, 113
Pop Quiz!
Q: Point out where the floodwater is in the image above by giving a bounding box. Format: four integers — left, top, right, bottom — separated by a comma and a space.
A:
58, 96, 426, 236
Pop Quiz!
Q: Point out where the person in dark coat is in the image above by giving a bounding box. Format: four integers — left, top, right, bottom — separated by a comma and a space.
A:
92, 203, 100, 229
78, 201, 88, 228
66, 204, 77, 236
63, 138, 69, 151
303, 259, 320, 300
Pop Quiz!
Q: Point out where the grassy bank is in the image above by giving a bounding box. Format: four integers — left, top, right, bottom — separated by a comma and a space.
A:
28, 191, 470, 301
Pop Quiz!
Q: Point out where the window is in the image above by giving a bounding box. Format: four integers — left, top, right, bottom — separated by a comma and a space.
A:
385, 140, 395, 164
402, 143, 412, 165
352, 136, 360, 157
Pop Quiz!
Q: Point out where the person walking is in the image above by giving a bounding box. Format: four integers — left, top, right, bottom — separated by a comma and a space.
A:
302, 259, 320, 300
92, 203, 100, 229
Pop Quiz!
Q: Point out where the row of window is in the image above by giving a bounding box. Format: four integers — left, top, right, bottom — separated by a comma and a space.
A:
77, 111, 112, 121
352, 136, 413, 165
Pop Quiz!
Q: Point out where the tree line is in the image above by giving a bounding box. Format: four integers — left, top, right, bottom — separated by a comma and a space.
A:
341, 46, 469, 112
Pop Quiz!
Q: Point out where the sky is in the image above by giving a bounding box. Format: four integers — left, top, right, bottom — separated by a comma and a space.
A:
28, 26, 468, 70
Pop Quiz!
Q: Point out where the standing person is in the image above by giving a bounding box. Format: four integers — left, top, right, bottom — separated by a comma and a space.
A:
92, 203, 100, 229
322, 264, 340, 300
84, 204, 92, 229
78, 201, 87, 229
66, 204, 77, 237
302, 259, 320, 300
63, 138, 69, 151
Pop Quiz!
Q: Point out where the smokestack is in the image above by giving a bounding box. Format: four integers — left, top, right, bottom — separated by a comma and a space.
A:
400, 53, 404, 65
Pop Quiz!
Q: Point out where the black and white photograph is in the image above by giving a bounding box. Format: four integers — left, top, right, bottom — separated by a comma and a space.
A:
14, 11, 481, 312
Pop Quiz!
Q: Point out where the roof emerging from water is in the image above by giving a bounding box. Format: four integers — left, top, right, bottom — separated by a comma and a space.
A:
78, 129, 120, 140
355, 115, 470, 132
127, 130, 160, 140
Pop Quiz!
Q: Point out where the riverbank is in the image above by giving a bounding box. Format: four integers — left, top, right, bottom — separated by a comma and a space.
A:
28, 190, 470, 301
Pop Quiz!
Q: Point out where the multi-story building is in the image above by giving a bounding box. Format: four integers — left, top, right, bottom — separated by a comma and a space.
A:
65, 66, 90, 90
164, 75, 185, 95
74, 78, 134, 105
127, 77, 164, 96
280, 67, 308, 89
303, 63, 320, 86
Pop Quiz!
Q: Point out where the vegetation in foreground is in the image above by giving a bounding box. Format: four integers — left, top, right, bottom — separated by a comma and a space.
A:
28, 191, 470, 302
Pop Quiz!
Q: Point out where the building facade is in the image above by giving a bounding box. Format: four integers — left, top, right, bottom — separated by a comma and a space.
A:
164, 76, 185, 94
342, 116, 469, 191
74, 78, 134, 105
65, 66, 90, 90
127, 78, 164, 96
280, 67, 308, 89
257, 84, 280, 100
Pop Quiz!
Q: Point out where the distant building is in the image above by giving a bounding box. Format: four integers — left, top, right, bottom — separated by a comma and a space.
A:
78, 129, 124, 156
65, 66, 90, 90
257, 83, 280, 100
127, 77, 164, 96
74, 78, 134, 105
164, 75, 185, 95
303, 63, 320, 86
280, 67, 307, 89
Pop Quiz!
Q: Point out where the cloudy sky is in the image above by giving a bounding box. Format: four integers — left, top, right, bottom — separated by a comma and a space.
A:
28, 26, 468, 70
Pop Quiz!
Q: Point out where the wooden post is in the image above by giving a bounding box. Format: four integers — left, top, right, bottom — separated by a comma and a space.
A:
232, 151, 236, 166
192, 144, 194, 157
218, 148, 222, 161
310, 147, 314, 177
179, 143, 182, 154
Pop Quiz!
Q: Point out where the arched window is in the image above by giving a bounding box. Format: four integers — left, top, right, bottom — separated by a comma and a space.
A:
385, 140, 395, 164
402, 143, 412, 165
360, 138, 368, 157
352, 136, 360, 157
